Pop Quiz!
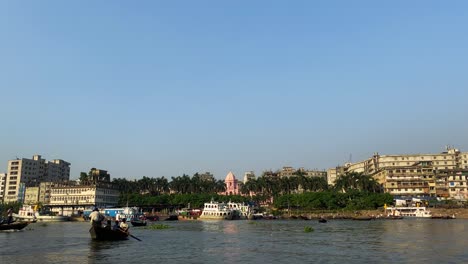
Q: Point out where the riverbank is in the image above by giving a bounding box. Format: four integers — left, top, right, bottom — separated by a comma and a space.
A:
282, 208, 468, 219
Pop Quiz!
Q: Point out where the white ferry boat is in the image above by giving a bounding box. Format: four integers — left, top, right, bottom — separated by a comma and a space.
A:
199, 200, 239, 220
13, 205, 70, 222
387, 206, 432, 218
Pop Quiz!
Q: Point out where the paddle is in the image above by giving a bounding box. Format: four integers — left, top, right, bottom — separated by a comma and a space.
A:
130, 234, 142, 241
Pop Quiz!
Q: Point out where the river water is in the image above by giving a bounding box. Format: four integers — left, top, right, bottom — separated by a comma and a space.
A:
1, 219, 467, 264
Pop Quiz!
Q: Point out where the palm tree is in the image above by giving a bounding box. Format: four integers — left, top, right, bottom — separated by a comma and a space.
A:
334, 172, 382, 193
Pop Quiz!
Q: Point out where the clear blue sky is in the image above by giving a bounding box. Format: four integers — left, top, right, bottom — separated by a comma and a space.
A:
1, 1, 467, 180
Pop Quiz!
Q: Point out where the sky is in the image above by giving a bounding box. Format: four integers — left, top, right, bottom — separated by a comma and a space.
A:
1, 1, 467, 180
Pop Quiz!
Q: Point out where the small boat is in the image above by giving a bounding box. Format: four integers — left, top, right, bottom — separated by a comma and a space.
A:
0, 221, 30, 231
89, 226, 129, 241
130, 220, 147, 226
318, 218, 327, 223
164, 215, 179, 221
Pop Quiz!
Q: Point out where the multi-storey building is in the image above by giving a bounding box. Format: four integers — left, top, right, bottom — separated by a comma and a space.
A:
243, 171, 256, 184
49, 182, 120, 216
24, 186, 40, 205
278, 166, 327, 179
3, 155, 71, 202
327, 166, 346, 186
0, 172, 6, 201
331, 147, 468, 199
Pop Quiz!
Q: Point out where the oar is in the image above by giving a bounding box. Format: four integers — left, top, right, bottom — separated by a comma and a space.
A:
130, 234, 142, 241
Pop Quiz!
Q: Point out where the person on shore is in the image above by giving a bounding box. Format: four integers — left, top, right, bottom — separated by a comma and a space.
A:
119, 218, 129, 232
7, 207, 14, 224
89, 208, 105, 228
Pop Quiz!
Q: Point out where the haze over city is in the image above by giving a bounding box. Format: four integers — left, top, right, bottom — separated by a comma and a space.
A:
1, 1, 467, 180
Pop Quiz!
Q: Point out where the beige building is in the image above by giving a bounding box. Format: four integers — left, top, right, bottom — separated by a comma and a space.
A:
24, 186, 40, 205
3, 155, 71, 203
49, 182, 120, 216
330, 147, 468, 199
278, 166, 327, 179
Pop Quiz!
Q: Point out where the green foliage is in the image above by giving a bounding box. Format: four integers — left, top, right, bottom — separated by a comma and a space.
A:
111, 171, 390, 212
0, 202, 22, 216
304, 226, 314, 233
273, 191, 393, 211
333, 172, 382, 193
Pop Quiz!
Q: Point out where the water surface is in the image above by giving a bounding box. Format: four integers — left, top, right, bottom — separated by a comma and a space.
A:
1, 219, 466, 263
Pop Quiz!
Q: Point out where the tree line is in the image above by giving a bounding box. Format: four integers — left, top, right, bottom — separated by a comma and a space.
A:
113, 172, 389, 211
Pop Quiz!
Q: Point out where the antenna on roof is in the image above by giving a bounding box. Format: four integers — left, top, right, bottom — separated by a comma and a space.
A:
348, 154, 352, 163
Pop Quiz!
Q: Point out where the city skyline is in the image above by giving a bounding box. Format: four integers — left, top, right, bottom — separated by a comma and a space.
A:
1, 1, 468, 180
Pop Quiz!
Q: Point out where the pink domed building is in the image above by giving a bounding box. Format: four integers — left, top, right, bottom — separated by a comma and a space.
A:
224, 171, 239, 195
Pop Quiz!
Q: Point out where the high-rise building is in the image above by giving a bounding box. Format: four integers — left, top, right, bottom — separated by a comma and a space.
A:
3, 155, 71, 203
0, 172, 6, 201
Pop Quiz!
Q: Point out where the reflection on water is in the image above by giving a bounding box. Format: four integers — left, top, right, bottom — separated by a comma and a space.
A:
1, 220, 467, 263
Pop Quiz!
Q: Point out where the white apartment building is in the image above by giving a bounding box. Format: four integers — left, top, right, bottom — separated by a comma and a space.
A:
3, 155, 71, 203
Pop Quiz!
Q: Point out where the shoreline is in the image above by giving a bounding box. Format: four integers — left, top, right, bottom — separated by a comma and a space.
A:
280, 208, 468, 219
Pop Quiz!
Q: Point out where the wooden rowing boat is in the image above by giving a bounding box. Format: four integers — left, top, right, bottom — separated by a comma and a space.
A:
89, 226, 129, 241
0, 221, 30, 231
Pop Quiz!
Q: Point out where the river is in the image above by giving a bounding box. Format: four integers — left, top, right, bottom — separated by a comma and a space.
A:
1, 219, 467, 263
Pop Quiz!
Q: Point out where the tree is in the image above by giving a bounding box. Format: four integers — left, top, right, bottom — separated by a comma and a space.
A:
334, 172, 382, 193
79, 172, 89, 184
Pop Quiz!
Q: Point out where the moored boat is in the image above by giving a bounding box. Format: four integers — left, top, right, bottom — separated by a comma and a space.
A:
199, 200, 239, 220
13, 205, 70, 222
0, 221, 30, 231
89, 226, 129, 241
131, 219, 147, 226
387, 206, 432, 218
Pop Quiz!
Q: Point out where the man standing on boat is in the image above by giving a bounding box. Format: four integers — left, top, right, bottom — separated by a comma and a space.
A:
6, 207, 14, 224
89, 208, 105, 228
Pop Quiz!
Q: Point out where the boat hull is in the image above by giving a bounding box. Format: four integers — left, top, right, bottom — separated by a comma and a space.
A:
131, 220, 147, 227
89, 226, 129, 241
13, 214, 70, 222
0, 221, 30, 231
